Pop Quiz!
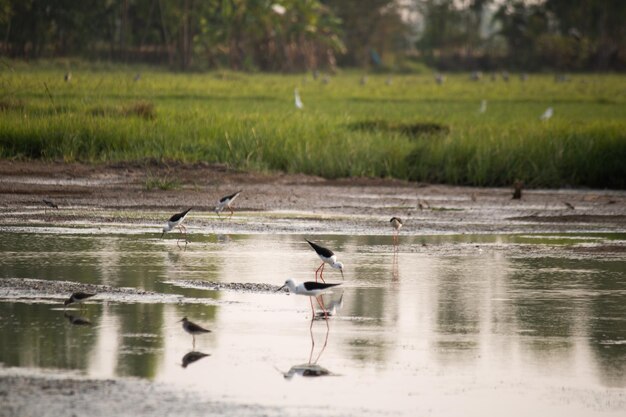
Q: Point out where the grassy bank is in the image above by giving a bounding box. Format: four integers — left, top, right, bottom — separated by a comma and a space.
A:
1, 64, 625, 188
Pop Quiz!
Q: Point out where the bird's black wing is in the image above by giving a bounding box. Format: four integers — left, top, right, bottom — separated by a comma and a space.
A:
305, 239, 334, 257
73, 292, 96, 301
303, 282, 341, 291
187, 321, 211, 333
389, 217, 403, 224
170, 208, 192, 222
220, 190, 242, 203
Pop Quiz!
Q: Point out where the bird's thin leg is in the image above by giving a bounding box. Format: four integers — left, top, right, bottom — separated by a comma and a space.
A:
309, 296, 315, 321
192, 335, 196, 350
318, 263, 326, 283
315, 296, 329, 329
315, 263, 325, 283
228, 206, 234, 219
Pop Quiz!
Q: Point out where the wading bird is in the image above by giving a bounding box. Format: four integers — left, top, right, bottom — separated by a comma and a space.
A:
162, 208, 192, 247
64, 292, 96, 308
215, 191, 242, 218
540, 107, 554, 121
180, 317, 211, 349
390, 217, 403, 245
305, 239, 344, 282
276, 278, 341, 322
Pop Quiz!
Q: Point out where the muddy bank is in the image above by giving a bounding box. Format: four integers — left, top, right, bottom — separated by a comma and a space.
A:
0, 160, 625, 235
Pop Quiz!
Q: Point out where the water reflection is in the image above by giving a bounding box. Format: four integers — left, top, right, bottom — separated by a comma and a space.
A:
181, 351, 210, 368
0, 231, 624, 396
64, 312, 92, 326
280, 319, 335, 380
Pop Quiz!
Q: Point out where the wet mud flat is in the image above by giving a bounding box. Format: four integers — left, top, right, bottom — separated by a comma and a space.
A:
0, 160, 625, 235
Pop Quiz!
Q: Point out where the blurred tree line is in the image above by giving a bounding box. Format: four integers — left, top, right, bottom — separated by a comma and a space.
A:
0, 0, 624, 71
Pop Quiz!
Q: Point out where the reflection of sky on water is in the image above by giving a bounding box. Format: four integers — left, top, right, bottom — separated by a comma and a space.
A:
0, 232, 624, 414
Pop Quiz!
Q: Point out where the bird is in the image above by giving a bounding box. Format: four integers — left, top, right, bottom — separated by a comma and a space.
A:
390, 216, 403, 248
385, 76, 393, 86
215, 190, 242, 218
360, 75, 368, 85
64, 292, 96, 308
162, 208, 192, 247
181, 351, 210, 368
479, 99, 487, 114
42, 198, 58, 214
540, 107, 554, 121
305, 239, 344, 282
294, 88, 303, 109
276, 278, 341, 321
133, 73, 141, 82
64, 72, 71, 82
434, 73, 445, 85
180, 317, 211, 349
281, 363, 333, 379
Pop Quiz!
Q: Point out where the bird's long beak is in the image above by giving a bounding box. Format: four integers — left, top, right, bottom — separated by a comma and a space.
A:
275, 284, 286, 292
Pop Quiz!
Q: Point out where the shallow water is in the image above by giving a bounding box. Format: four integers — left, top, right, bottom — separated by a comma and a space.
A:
0, 231, 625, 416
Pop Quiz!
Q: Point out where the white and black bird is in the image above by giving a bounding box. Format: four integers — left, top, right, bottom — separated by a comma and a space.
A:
294, 88, 304, 109
64, 72, 72, 82
276, 278, 341, 320
540, 107, 554, 121
215, 190, 242, 218
390, 217, 403, 245
64, 292, 96, 308
180, 317, 211, 349
305, 239, 344, 282
162, 208, 192, 245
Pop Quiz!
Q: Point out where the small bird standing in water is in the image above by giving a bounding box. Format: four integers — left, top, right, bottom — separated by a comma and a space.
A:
305, 239, 344, 282
162, 208, 192, 247
389, 217, 403, 246
215, 190, 242, 219
180, 317, 211, 349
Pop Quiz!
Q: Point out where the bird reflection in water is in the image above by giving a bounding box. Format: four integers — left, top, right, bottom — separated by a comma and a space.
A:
181, 351, 210, 368
64, 312, 92, 326
314, 293, 343, 320
278, 316, 337, 380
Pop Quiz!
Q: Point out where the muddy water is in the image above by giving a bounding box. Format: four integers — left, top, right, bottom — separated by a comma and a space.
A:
0, 231, 625, 416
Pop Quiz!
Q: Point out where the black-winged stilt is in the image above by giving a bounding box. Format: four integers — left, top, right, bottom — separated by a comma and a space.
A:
305, 239, 344, 282
215, 191, 241, 218
390, 217, 403, 245
162, 208, 192, 247
276, 278, 341, 323
64, 292, 96, 308
180, 317, 211, 349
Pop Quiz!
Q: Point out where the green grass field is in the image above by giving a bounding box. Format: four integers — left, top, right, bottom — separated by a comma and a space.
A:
1, 62, 625, 188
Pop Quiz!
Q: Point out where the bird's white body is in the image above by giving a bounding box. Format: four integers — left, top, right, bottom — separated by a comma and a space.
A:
390, 217, 403, 232
294, 89, 303, 109
540, 107, 554, 120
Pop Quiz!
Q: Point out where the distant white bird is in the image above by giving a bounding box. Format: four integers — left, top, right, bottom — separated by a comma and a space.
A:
479, 99, 487, 114
435, 73, 445, 85
271, 4, 286, 15
540, 107, 554, 121
294, 88, 303, 109
64, 72, 72, 82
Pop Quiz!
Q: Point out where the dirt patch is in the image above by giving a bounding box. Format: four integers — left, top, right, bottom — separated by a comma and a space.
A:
0, 160, 625, 235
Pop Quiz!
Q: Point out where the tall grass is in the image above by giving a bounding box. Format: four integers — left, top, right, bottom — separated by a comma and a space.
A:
0, 65, 624, 188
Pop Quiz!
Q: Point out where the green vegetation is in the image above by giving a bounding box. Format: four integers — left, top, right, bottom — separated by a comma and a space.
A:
1, 66, 625, 188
